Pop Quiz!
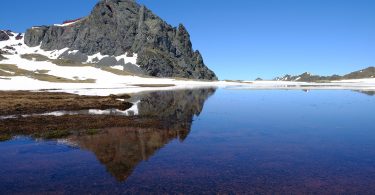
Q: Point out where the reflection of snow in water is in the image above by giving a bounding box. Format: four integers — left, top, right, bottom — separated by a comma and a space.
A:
57, 139, 80, 148
123, 100, 140, 115
87, 100, 140, 116
0, 100, 141, 120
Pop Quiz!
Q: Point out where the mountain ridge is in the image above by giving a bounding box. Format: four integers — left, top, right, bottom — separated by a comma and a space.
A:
274, 67, 375, 82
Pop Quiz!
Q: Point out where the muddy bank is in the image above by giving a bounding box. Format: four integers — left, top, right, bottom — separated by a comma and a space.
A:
0, 91, 132, 115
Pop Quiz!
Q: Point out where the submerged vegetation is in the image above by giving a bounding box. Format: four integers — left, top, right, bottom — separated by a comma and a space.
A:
34, 130, 72, 139
0, 91, 135, 140
0, 89, 216, 142
0, 134, 12, 142
0, 91, 132, 115
0, 115, 163, 140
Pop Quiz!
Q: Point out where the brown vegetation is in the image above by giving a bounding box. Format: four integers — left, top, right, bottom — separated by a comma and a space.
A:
0, 115, 161, 138
0, 91, 139, 140
20, 53, 50, 61
0, 91, 131, 115
0, 64, 95, 83
52, 58, 94, 67
100, 66, 134, 76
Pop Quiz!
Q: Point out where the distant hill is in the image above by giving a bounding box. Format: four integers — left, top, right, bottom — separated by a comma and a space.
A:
274, 67, 375, 82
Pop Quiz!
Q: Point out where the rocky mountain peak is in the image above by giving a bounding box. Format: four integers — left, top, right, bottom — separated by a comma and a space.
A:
24, 0, 217, 80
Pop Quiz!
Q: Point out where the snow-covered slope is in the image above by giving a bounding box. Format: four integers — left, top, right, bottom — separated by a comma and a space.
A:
0, 31, 224, 95
1, 31, 375, 96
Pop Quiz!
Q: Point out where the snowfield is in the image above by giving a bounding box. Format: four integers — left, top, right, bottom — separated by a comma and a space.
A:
1, 32, 375, 96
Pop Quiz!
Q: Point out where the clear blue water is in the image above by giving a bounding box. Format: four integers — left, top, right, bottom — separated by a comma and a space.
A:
0, 89, 375, 194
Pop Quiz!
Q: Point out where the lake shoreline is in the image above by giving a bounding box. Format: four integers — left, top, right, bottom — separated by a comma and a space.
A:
0, 90, 148, 140
0, 90, 199, 141
0, 91, 132, 116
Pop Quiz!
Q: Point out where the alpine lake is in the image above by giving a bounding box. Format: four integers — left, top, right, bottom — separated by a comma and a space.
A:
0, 88, 374, 194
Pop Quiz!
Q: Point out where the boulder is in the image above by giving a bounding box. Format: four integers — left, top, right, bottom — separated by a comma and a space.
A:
0, 30, 10, 41
15, 33, 23, 40
59, 50, 88, 63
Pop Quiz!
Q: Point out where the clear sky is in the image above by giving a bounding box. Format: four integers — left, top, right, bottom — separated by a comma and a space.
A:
1, 0, 374, 80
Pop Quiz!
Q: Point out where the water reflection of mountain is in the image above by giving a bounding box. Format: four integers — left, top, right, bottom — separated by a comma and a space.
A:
137, 89, 216, 135
353, 90, 375, 96
67, 88, 216, 181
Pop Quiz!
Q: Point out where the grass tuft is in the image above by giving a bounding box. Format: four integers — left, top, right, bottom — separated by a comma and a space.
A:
21, 54, 50, 61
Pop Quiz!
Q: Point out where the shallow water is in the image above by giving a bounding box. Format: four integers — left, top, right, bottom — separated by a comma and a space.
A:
1, 89, 375, 194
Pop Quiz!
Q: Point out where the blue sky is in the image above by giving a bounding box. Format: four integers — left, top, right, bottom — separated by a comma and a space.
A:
1, 0, 374, 80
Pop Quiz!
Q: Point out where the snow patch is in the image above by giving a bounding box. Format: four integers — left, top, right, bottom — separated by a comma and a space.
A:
67, 50, 79, 55
0, 33, 70, 60
87, 52, 139, 67
87, 52, 107, 63
115, 53, 139, 67
111, 65, 124, 71
54, 20, 81, 27
124, 100, 140, 116
0, 104, 140, 120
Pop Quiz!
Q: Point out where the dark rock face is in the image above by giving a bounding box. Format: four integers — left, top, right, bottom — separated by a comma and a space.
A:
5, 30, 14, 37
0, 49, 9, 60
24, 27, 47, 46
59, 50, 88, 63
3, 46, 15, 51
15, 33, 23, 40
24, 0, 217, 80
0, 54, 6, 61
0, 31, 10, 41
